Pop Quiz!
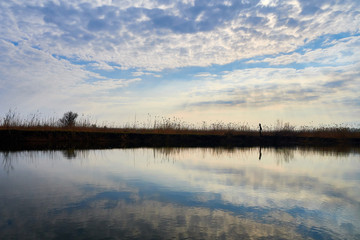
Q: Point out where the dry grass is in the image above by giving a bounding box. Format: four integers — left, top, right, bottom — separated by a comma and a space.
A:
1, 110, 359, 139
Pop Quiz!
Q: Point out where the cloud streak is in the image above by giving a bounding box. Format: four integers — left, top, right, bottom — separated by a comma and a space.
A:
186, 65, 360, 108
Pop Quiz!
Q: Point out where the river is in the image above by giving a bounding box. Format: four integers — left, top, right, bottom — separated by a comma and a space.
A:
0, 147, 359, 239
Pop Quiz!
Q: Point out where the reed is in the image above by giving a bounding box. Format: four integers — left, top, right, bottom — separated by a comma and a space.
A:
1, 110, 359, 139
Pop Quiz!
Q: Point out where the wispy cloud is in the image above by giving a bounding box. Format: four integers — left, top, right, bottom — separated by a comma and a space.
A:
0, 39, 140, 114
0, 0, 359, 125
132, 71, 162, 77
248, 36, 360, 66
184, 64, 360, 111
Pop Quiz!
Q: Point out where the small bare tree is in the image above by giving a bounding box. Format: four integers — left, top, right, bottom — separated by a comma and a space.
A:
59, 111, 78, 127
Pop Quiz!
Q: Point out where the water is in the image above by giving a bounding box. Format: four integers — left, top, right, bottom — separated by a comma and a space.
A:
0, 147, 359, 239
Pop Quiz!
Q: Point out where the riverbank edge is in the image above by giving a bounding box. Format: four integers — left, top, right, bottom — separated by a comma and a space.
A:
1, 129, 359, 150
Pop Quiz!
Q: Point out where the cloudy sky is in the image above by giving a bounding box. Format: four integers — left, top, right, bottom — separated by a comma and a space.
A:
1, 0, 360, 127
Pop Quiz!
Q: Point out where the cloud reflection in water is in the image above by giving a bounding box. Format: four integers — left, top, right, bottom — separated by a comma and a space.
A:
0, 147, 359, 239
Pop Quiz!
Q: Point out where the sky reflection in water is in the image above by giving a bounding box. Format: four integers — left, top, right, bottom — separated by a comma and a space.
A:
0, 148, 359, 239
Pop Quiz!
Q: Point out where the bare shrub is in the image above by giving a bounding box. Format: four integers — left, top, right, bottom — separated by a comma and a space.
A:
2, 109, 20, 127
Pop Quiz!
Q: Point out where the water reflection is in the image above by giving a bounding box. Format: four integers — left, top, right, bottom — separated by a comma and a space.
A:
0, 147, 359, 239
62, 149, 77, 159
1, 152, 14, 174
258, 146, 262, 160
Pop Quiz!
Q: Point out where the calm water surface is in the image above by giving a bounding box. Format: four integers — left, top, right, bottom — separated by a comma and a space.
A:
0, 147, 359, 239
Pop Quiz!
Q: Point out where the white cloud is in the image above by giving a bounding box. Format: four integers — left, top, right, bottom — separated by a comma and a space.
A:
1, 35, 357, 124
0, 39, 139, 115
194, 72, 218, 78
188, 65, 360, 106
131, 71, 162, 77
89, 62, 116, 70
86, 78, 141, 91
171, 63, 360, 125
249, 36, 360, 66
93, 62, 360, 125
1, 0, 359, 125
258, 0, 279, 7
1, 0, 359, 71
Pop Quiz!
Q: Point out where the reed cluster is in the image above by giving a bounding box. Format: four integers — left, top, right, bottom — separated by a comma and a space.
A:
1, 110, 359, 139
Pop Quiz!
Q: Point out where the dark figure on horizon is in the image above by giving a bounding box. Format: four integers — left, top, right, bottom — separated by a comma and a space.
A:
259, 123, 262, 137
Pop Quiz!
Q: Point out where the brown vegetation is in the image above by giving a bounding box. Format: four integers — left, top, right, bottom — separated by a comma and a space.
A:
0, 110, 359, 150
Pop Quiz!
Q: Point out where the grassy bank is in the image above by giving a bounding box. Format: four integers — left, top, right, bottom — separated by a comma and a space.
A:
1, 125, 359, 150
1, 111, 359, 150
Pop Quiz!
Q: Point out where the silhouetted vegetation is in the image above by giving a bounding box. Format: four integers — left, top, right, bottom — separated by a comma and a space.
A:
59, 111, 78, 127
0, 110, 359, 150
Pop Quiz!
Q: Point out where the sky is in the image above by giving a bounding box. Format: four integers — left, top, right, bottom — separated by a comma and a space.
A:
1, 0, 360, 128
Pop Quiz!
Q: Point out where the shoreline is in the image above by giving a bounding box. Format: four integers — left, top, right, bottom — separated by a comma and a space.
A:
1, 128, 359, 151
